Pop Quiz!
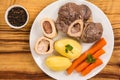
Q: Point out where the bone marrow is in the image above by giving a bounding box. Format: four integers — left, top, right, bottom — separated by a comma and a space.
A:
35, 36, 54, 54
41, 18, 57, 38
67, 19, 83, 38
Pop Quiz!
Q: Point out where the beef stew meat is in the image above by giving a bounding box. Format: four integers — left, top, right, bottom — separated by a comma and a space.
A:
56, 2, 103, 43
79, 4, 91, 22
81, 22, 103, 43
56, 3, 91, 33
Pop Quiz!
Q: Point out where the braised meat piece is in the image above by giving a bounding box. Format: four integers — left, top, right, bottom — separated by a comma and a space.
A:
56, 3, 91, 33
79, 4, 91, 21
56, 2, 103, 43
81, 22, 103, 43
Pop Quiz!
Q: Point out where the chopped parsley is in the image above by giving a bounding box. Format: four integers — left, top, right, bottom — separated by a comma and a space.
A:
65, 44, 73, 53
86, 54, 96, 63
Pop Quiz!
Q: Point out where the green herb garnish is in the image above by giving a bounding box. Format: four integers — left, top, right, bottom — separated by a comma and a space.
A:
86, 54, 96, 63
65, 44, 73, 53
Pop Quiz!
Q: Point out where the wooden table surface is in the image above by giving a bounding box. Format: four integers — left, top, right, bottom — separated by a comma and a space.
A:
0, 0, 120, 80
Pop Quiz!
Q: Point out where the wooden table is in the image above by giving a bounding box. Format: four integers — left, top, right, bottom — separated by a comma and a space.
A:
0, 0, 120, 80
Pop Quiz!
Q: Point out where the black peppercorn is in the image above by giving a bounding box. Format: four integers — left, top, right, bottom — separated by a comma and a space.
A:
7, 7, 27, 27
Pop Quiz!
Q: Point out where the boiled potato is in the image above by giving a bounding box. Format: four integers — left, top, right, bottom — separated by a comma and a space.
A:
45, 56, 72, 71
54, 38, 82, 60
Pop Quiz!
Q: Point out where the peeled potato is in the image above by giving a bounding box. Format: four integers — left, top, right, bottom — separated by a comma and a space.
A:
45, 56, 72, 71
54, 38, 82, 60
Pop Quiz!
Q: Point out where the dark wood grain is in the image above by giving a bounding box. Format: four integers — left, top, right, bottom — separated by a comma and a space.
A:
0, 0, 120, 80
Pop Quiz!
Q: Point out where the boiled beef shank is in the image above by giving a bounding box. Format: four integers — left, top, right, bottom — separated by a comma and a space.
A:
56, 2, 91, 33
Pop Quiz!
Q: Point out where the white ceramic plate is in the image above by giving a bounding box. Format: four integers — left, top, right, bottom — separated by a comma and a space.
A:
30, 0, 114, 80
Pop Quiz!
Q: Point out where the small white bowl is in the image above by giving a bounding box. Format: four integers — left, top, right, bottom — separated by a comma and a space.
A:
5, 5, 29, 29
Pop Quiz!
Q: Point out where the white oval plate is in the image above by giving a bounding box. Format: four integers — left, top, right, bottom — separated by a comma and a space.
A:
30, 0, 114, 80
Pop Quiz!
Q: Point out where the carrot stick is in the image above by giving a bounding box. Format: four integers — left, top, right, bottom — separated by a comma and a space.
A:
66, 38, 106, 74
81, 58, 103, 76
75, 49, 105, 72
75, 61, 89, 72
93, 49, 105, 58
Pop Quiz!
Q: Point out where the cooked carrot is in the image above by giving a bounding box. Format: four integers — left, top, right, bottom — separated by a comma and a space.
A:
75, 49, 105, 72
81, 58, 103, 76
93, 49, 105, 58
75, 61, 89, 72
66, 38, 106, 74
86, 38, 106, 55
